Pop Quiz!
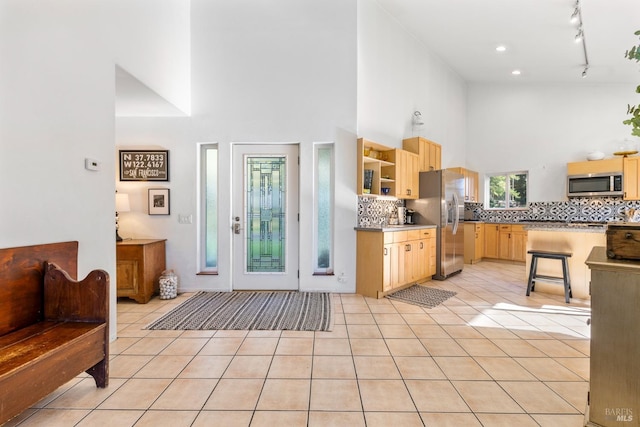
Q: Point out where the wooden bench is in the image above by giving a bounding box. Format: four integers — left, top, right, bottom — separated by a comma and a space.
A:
0, 241, 109, 425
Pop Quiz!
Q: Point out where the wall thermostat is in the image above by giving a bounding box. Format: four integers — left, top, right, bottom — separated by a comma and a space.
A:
85, 158, 100, 171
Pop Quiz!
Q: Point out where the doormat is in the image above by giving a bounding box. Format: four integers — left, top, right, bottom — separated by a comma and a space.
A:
145, 291, 333, 331
386, 285, 457, 309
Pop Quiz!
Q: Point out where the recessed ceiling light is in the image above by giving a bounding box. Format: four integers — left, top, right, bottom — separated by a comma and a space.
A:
511, 70, 521, 76
495, 45, 507, 52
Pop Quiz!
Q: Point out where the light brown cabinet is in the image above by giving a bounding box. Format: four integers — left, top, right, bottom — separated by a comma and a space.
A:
483, 224, 527, 262
356, 228, 435, 298
623, 156, 640, 200
357, 138, 395, 196
484, 224, 500, 259
450, 167, 479, 202
464, 222, 483, 264
387, 149, 419, 199
402, 136, 441, 172
566, 158, 623, 175
116, 239, 166, 303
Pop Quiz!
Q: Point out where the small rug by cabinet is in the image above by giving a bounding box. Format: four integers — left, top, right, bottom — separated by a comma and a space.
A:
386, 284, 457, 309
145, 291, 333, 331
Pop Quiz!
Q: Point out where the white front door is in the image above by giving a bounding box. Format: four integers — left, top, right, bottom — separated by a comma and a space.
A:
231, 144, 299, 290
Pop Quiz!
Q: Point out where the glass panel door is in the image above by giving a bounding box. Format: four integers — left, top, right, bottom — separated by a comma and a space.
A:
232, 144, 299, 290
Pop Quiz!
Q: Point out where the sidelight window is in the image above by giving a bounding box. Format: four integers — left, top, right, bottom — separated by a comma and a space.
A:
314, 143, 334, 274
199, 143, 218, 272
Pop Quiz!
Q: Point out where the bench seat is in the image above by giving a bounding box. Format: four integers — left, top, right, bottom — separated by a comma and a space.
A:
0, 241, 109, 424
0, 321, 107, 420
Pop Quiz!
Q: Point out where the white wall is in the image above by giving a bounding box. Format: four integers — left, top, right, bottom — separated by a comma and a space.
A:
357, 0, 467, 168
116, 0, 358, 293
108, 0, 191, 115
1, 0, 191, 341
467, 83, 639, 202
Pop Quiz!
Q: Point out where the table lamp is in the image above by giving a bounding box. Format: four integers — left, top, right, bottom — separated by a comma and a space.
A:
115, 192, 130, 241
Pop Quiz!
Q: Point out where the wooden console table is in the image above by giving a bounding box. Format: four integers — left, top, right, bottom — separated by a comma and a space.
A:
116, 239, 166, 303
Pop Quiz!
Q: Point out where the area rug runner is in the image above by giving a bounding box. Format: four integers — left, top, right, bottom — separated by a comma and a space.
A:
146, 291, 333, 331
386, 284, 457, 308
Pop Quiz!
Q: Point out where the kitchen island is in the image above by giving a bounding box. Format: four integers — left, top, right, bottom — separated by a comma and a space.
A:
524, 223, 605, 300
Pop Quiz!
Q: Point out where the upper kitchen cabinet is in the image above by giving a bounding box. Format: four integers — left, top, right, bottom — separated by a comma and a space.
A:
357, 138, 395, 196
386, 149, 419, 199
567, 158, 623, 175
402, 137, 441, 172
623, 156, 640, 200
449, 167, 479, 202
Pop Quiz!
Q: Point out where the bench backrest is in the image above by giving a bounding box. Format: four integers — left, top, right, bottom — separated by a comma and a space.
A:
0, 241, 78, 336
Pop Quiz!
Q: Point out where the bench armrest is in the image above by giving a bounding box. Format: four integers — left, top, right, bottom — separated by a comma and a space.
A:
44, 262, 109, 323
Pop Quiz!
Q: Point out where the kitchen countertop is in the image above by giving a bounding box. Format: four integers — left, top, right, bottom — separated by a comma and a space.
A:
467, 220, 606, 233
355, 224, 437, 232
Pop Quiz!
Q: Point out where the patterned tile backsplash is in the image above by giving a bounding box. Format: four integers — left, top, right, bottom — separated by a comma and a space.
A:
357, 197, 405, 228
465, 197, 640, 223
357, 196, 640, 228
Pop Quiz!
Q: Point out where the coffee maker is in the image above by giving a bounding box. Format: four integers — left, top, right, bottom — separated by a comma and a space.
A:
405, 209, 415, 225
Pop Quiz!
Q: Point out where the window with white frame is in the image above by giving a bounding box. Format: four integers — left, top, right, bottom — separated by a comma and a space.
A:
486, 171, 528, 209
314, 143, 334, 274
200, 143, 218, 272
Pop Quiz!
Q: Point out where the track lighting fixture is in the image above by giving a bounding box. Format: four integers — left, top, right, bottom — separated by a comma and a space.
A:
570, 0, 589, 78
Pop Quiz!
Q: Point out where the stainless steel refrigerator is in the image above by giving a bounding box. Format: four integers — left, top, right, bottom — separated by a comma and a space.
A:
406, 170, 464, 280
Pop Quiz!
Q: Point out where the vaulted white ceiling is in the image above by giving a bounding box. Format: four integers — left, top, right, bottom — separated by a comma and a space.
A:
377, 0, 640, 83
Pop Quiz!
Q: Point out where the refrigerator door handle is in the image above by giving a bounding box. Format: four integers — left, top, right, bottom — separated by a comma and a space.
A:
452, 192, 460, 235
441, 198, 447, 228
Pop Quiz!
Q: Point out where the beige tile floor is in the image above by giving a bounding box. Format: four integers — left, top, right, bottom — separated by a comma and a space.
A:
6, 261, 591, 427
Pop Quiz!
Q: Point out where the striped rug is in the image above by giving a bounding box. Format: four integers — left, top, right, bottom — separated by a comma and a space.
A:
146, 291, 333, 331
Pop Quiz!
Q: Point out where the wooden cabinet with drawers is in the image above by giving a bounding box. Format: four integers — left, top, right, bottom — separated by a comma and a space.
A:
483, 224, 527, 262
357, 227, 436, 298
116, 239, 166, 303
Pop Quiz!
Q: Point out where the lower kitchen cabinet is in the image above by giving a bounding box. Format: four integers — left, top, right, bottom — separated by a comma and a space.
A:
357, 228, 435, 298
484, 224, 500, 259
464, 222, 483, 264
116, 239, 166, 303
484, 224, 527, 262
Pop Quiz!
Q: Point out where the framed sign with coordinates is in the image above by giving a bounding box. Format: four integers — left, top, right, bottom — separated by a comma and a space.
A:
119, 150, 169, 181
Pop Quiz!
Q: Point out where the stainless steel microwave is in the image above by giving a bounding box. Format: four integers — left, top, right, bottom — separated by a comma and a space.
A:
567, 172, 623, 197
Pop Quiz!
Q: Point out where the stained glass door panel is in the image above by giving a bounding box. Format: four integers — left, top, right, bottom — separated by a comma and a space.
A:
245, 156, 286, 273
232, 144, 299, 290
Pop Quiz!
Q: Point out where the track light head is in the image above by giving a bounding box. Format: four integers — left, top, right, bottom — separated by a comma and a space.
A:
575, 28, 584, 43
570, 8, 579, 24
582, 66, 589, 78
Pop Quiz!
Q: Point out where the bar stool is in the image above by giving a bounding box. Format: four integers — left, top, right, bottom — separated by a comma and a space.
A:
526, 250, 573, 303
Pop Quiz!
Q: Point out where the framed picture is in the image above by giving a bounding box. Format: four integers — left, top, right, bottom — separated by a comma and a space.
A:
148, 188, 170, 215
119, 150, 169, 181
